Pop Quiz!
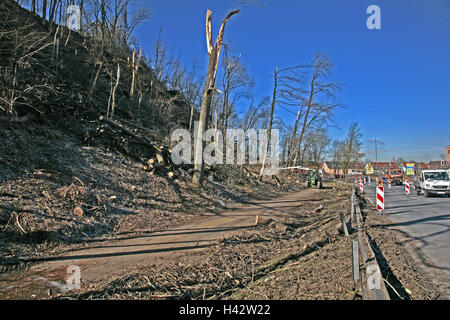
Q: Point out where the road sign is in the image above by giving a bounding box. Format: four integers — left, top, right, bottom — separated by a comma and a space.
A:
406, 163, 415, 176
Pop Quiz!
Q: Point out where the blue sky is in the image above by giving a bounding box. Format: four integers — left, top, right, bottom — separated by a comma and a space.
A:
133, 0, 450, 162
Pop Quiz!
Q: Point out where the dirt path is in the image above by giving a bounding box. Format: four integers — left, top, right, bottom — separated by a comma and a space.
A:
0, 188, 318, 298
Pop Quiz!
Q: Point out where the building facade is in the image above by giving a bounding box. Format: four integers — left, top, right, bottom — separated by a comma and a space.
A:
447, 145, 450, 163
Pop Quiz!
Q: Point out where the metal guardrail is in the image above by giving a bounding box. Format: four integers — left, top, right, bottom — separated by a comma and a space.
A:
350, 187, 390, 300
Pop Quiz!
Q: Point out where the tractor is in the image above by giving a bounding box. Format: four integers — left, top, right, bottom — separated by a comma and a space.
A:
305, 169, 323, 189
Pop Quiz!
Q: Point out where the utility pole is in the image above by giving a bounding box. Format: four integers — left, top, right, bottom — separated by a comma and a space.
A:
368, 137, 385, 166
375, 139, 378, 163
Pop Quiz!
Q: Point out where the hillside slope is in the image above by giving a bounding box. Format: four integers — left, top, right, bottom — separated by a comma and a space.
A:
0, 0, 294, 266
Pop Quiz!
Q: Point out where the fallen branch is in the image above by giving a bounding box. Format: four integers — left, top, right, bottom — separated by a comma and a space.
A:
383, 278, 404, 300
15, 214, 26, 234
99, 116, 163, 152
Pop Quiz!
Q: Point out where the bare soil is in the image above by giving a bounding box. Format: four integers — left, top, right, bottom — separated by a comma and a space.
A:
1, 183, 359, 300
0, 124, 445, 300
0, 123, 291, 266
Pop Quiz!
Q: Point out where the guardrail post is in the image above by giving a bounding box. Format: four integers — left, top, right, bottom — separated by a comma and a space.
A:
352, 240, 359, 281
350, 189, 355, 224
340, 213, 349, 236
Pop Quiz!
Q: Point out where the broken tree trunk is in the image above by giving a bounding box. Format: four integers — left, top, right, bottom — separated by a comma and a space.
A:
129, 49, 142, 97
259, 66, 277, 179
192, 9, 240, 186
90, 61, 103, 96
99, 116, 163, 153
108, 63, 121, 119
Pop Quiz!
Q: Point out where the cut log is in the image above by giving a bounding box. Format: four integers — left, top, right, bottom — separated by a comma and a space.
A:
73, 206, 84, 217
155, 150, 165, 165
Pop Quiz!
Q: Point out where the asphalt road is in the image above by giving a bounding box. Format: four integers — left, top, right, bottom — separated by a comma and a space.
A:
365, 183, 450, 283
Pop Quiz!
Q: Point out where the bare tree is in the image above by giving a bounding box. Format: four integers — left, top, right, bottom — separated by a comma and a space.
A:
285, 109, 301, 166
255, 64, 308, 169
0, 7, 53, 115
259, 66, 277, 178
341, 122, 363, 181
330, 139, 345, 176
240, 97, 270, 131
303, 128, 330, 168
83, 0, 149, 53
219, 45, 253, 135
192, 9, 240, 186
291, 54, 342, 167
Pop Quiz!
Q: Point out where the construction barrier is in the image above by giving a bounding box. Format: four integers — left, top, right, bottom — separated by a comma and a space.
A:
388, 179, 391, 190
376, 186, 384, 212
377, 177, 383, 187
405, 178, 410, 195
360, 179, 364, 193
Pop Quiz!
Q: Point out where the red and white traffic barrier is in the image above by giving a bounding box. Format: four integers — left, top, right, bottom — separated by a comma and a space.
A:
388, 179, 391, 190
359, 179, 364, 193
376, 186, 384, 212
405, 178, 410, 195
